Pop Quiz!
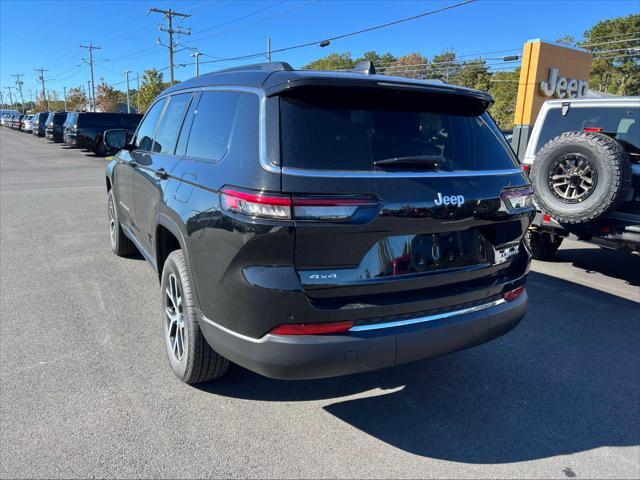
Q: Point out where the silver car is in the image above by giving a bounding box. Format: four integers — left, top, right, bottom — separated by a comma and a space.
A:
21, 115, 35, 132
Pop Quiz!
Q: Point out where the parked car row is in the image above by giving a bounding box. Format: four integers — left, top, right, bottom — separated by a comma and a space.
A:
1, 110, 142, 156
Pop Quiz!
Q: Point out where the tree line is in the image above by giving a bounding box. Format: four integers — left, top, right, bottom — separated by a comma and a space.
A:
7, 14, 636, 131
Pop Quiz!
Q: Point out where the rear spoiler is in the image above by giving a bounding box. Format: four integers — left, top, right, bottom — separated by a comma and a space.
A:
265, 77, 494, 115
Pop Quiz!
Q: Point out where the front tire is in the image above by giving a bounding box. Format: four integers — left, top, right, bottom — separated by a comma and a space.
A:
161, 250, 229, 384
108, 189, 136, 257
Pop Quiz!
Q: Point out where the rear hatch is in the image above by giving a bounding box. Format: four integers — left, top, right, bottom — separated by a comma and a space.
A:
277, 85, 532, 306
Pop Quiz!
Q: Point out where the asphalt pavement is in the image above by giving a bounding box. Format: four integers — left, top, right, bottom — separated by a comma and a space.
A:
1, 127, 638, 479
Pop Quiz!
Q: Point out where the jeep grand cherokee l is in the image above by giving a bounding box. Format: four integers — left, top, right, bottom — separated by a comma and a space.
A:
104, 62, 534, 384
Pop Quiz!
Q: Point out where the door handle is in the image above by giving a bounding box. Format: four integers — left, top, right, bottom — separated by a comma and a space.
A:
155, 168, 168, 179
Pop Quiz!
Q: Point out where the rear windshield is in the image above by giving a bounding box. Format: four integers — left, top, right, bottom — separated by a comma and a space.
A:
279, 87, 517, 172
53, 113, 67, 125
536, 106, 639, 152
77, 113, 142, 128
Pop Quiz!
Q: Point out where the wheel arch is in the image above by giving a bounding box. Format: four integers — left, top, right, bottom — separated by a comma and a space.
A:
155, 213, 203, 311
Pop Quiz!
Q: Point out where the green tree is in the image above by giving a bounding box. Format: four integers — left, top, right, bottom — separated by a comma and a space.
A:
65, 87, 87, 111
386, 52, 429, 78
137, 69, 167, 112
579, 14, 640, 95
453, 59, 491, 91
303, 52, 355, 71
355, 50, 397, 70
489, 68, 521, 130
428, 50, 460, 82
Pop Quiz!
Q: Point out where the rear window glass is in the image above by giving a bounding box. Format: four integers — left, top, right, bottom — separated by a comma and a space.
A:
53, 114, 67, 125
536, 106, 639, 152
279, 87, 516, 172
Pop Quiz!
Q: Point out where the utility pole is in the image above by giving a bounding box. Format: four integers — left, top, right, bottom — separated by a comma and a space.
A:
267, 36, 272, 62
34, 67, 49, 109
136, 72, 140, 111
124, 70, 131, 113
5, 86, 14, 109
0, 91, 4, 109
80, 43, 101, 112
149, 7, 191, 84
11, 74, 26, 113
87, 80, 92, 112
190, 52, 202, 76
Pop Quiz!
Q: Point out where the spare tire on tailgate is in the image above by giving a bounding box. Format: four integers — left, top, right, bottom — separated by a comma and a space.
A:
530, 131, 632, 224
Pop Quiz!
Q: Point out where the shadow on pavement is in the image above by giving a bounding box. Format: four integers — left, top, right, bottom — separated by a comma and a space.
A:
200, 271, 639, 463
550, 245, 640, 287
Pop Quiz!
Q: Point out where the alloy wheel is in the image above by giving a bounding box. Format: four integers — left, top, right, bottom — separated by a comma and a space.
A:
165, 273, 187, 361
548, 154, 597, 203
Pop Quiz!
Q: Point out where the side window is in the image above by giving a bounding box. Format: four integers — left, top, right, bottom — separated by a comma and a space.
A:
134, 99, 166, 151
151, 93, 192, 154
185, 91, 240, 162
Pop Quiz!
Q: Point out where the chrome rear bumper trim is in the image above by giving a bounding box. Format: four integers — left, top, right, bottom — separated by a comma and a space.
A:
349, 298, 507, 332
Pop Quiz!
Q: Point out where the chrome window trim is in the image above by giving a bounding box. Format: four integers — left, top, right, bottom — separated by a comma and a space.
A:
282, 167, 523, 178
349, 298, 507, 332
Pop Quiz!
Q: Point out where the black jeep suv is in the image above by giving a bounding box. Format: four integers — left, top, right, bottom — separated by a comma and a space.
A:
104, 62, 534, 384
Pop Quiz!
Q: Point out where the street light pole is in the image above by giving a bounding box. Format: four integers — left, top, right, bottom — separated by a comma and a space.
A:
124, 70, 131, 113
190, 52, 202, 76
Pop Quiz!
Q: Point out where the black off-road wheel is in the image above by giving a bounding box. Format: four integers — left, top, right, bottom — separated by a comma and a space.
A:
527, 231, 563, 261
161, 250, 229, 384
108, 189, 136, 257
530, 132, 631, 224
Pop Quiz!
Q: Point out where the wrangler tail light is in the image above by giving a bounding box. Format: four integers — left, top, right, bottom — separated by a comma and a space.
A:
220, 188, 377, 222
270, 321, 354, 335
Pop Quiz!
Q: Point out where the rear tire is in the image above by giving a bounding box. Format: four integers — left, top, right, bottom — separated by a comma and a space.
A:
161, 250, 229, 384
527, 231, 563, 261
108, 189, 136, 257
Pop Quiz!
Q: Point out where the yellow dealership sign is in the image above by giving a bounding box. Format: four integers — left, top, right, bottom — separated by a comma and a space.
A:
512, 40, 592, 158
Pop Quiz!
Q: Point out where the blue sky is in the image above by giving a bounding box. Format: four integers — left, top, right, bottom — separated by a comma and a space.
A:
1, 0, 638, 99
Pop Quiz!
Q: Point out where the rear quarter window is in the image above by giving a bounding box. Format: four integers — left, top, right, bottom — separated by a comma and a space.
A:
183, 91, 240, 162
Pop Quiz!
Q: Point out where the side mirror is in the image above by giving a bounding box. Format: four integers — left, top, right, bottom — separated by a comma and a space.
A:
103, 129, 128, 151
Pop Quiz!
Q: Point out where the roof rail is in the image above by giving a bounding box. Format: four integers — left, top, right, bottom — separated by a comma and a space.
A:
214, 62, 294, 74
350, 60, 376, 75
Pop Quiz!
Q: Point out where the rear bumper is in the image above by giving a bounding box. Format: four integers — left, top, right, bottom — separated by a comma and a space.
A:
198, 292, 527, 380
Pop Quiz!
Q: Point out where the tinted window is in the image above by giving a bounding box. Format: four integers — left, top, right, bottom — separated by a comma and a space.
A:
53, 113, 67, 125
45, 113, 54, 125
77, 112, 142, 128
152, 93, 192, 154
134, 100, 166, 151
536, 106, 640, 152
279, 88, 517, 171
184, 91, 240, 162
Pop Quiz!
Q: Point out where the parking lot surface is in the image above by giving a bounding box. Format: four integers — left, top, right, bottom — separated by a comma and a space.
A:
1, 128, 639, 479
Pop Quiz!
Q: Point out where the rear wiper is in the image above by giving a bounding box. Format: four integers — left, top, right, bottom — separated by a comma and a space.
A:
373, 155, 444, 170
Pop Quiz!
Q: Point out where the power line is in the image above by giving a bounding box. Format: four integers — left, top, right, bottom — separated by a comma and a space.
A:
194, 0, 477, 67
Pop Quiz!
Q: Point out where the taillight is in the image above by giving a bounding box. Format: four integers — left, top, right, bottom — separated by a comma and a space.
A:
521, 164, 530, 174
270, 321, 354, 335
501, 186, 534, 210
504, 286, 525, 302
220, 188, 377, 222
